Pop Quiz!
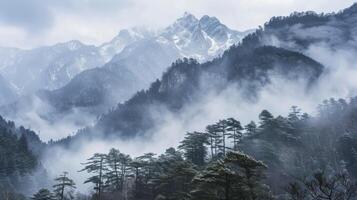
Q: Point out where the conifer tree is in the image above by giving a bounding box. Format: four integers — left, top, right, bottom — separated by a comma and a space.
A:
206, 124, 222, 159
178, 132, 209, 166
191, 151, 272, 200
217, 119, 229, 156
259, 110, 274, 129
31, 189, 54, 200
106, 148, 132, 193
53, 172, 76, 200
80, 153, 107, 200
245, 121, 257, 136
226, 118, 243, 150
154, 148, 196, 200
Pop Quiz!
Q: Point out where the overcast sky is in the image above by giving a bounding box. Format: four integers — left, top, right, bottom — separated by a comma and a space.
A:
0, 0, 355, 49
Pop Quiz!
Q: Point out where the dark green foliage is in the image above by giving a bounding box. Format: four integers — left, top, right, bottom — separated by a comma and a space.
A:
191, 151, 272, 200
286, 171, 357, 200
0, 115, 44, 196
76, 96, 357, 199
245, 121, 257, 136
69, 41, 324, 141
0, 186, 26, 200
105, 148, 132, 193
153, 148, 197, 200
226, 118, 244, 150
53, 172, 76, 200
258, 110, 274, 129
179, 132, 209, 166
80, 153, 108, 200
31, 189, 54, 200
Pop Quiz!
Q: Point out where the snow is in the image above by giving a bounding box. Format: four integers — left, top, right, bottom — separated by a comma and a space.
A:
0, 13, 251, 99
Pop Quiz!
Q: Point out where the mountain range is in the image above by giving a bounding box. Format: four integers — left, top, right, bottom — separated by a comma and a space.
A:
0, 13, 252, 139
58, 3, 357, 142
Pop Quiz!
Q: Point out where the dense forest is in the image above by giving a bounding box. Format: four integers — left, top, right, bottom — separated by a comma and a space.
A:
2, 3, 357, 200
0, 116, 47, 199
26, 97, 357, 200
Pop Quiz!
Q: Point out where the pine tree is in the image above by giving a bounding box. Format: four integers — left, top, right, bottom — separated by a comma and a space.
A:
206, 124, 222, 159
178, 132, 209, 166
154, 148, 196, 200
191, 151, 272, 200
31, 189, 54, 200
106, 148, 132, 193
226, 118, 243, 150
130, 153, 158, 199
53, 172, 76, 200
130, 158, 145, 198
259, 110, 274, 129
217, 120, 229, 156
79, 153, 107, 200
245, 121, 257, 136
288, 106, 301, 122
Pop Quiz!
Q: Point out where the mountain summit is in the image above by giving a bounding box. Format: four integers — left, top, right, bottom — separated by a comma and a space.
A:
0, 13, 251, 138
161, 12, 246, 60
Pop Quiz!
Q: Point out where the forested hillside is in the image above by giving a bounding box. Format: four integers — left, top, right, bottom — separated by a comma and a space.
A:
2, 2, 357, 200
0, 116, 46, 199
36, 97, 357, 200
68, 45, 323, 140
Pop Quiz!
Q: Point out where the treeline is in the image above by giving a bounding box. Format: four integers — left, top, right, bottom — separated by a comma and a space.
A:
32, 97, 357, 200
0, 116, 46, 200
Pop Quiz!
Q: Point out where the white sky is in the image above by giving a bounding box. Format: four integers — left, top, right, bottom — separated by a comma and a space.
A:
0, 0, 355, 49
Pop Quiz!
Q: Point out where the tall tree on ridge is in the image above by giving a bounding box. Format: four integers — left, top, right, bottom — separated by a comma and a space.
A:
53, 171, 76, 200
80, 153, 107, 200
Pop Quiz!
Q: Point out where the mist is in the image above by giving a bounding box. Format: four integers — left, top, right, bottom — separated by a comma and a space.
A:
1, 95, 96, 141
39, 37, 357, 192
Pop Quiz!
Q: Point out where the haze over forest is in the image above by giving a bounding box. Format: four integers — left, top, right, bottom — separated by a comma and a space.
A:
1, 1, 357, 200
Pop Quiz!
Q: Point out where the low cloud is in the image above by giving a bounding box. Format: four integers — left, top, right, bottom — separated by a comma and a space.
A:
0, 0, 355, 48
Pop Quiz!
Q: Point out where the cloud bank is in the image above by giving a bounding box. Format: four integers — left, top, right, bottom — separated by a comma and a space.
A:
0, 0, 355, 48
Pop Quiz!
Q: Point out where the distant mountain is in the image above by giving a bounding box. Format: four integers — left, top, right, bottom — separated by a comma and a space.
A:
99, 28, 156, 61
67, 45, 323, 140
43, 13, 251, 111
0, 13, 251, 139
246, 3, 357, 51
0, 13, 249, 101
0, 74, 17, 105
0, 41, 105, 96
60, 3, 357, 141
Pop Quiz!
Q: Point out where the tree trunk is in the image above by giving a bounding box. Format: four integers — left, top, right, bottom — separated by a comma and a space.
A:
225, 173, 230, 200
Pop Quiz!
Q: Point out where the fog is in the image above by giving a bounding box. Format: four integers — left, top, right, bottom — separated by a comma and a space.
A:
1, 95, 96, 141
5, 8, 357, 193
41, 39, 357, 192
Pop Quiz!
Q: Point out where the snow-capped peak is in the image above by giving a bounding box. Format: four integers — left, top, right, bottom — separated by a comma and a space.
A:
157, 13, 250, 61
99, 27, 155, 61
55, 40, 85, 51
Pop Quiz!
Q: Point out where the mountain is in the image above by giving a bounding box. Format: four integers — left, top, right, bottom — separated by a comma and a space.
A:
60, 3, 357, 141
0, 115, 46, 197
246, 3, 357, 52
0, 13, 252, 140
99, 28, 155, 61
66, 45, 323, 140
159, 12, 248, 61
42, 13, 250, 111
0, 12, 249, 103
0, 74, 17, 105
0, 41, 105, 96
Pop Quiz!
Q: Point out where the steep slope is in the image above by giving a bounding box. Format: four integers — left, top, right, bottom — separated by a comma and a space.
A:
0, 74, 17, 106
99, 28, 155, 61
0, 115, 46, 196
244, 3, 357, 52
43, 13, 250, 111
0, 41, 105, 95
74, 45, 323, 139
